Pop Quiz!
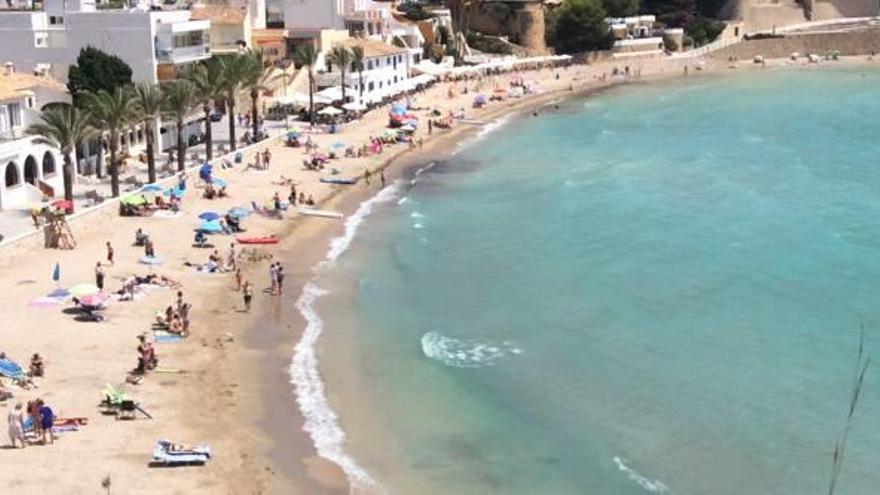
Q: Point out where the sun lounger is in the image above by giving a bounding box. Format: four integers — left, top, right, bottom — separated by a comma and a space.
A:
152, 440, 211, 466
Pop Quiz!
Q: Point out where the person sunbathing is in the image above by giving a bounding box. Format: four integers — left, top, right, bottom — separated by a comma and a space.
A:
29, 354, 43, 378
168, 315, 184, 336
218, 186, 228, 198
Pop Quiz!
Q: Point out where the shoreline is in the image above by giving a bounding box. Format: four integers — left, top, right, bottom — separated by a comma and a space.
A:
1, 53, 877, 494
259, 55, 880, 493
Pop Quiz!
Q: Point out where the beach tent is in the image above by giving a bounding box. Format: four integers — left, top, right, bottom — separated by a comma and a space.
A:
198, 211, 221, 221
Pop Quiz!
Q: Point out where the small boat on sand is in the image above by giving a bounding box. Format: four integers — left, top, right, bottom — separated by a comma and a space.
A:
236, 235, 280, 245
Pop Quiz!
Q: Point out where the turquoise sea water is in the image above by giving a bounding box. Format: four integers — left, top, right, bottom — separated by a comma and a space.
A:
310, 68, 880, 494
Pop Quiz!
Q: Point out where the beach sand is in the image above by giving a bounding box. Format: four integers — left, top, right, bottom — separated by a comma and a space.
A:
0, 53, 872, 494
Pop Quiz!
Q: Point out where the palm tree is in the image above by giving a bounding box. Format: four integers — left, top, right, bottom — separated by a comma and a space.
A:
351, 45, 365, 101
162, 80, 197, 172
132, 83, 165, 184
219, 54, 251, 151
26, 104, 95, 213
327, 45, 353, 104
241, 49, 279, 139
82, 87, 135, 197
292, 44, 318, 125
183, 59, 224, 160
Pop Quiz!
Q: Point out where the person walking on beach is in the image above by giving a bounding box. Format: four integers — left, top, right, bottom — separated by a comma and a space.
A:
37, 399, 54, 445
106, 241, 114, 266
364, 169, 371, 187
234, 268, 242, 290
95, 262, 105, 291
428, 119, 433, 135
269, 262, 278, 294
380, 170, 386, 188
7, 402, 26, 449
144, 238, 155, 258
242, 281, 253, 312
276, 265, 285, 295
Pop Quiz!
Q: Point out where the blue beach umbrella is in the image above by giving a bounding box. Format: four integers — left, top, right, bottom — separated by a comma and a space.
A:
228, 207, 251, 218
164, 187, 184, 198
213, 178, 227, 188
197, 219, 223, 234
140, 183, 163, 193
198, 211, 221, 221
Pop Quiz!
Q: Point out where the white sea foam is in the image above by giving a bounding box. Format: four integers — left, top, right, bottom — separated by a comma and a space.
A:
410, 211, 425, 219
420, 331, 522, 368
413, 223, 423, 229
473, 114, 512, 142
613, 456, 669, 493
290, 181, 402, 493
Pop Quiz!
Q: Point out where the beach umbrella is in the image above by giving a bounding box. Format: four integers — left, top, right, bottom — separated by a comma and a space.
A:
51, 199, 73, 210
474, 94, 487, 105
198, 211, 221, 221
318, 106, 343, 116
228, 207, 251, 218
287, 130, 301, 140
213, 178, 228, 188
197, 219, 223, 234
342, 102, 367, 112
79, 293, 110, 307
390, 104, 407, 116
69, 283, 100, 298
121, 195, 147, 206
401, 124, 416, 133
140, 183, 163, 193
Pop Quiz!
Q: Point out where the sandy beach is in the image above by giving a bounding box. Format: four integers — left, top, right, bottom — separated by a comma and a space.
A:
0, 52, 873, 494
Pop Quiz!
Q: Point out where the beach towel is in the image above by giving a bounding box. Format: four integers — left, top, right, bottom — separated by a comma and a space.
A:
152, 440, 211, 466
154, 332, 183, 343
153, 210, 183, 219
0, 359, 23, 379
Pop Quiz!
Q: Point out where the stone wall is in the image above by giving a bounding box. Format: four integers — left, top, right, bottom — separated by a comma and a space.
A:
465, 1, 548, 55
708, 26, 880, 60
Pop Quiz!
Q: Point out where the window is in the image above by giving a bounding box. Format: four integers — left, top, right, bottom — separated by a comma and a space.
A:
7, 103, 21, 128
49, 16, 63, 25
23, 156, 38, 185
42, 151, 56, 177
5, 162, 20, 188
367, 60, 373, 70
394, 76, 398, 83
27, 97, 34, 109
368, 82, 374, 91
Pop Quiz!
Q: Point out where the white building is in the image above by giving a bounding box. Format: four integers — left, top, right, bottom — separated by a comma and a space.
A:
321, 37, 412, 104
0, 0, 212, 84
0, 67, 69, 210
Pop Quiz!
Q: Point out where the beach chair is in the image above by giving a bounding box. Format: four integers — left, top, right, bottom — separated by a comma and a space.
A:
151, 440, 211, 466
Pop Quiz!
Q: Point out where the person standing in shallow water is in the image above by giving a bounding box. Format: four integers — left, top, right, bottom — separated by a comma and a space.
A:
242, 281, 253, 312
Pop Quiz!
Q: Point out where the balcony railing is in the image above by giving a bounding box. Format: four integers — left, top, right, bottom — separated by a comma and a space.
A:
156, 44, 211, 64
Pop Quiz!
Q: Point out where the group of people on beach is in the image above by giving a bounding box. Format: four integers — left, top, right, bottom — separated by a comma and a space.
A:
7, 398, 55, 448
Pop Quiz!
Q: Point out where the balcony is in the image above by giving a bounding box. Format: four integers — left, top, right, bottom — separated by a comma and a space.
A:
156, 44, 211, 64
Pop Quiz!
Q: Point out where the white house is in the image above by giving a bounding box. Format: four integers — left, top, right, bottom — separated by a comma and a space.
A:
322, 37, 412, 104
0, 0, 212, 84
0, 68, 69, 210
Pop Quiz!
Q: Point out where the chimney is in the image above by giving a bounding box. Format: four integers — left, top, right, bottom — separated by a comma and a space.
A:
4, 61, 13, 76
